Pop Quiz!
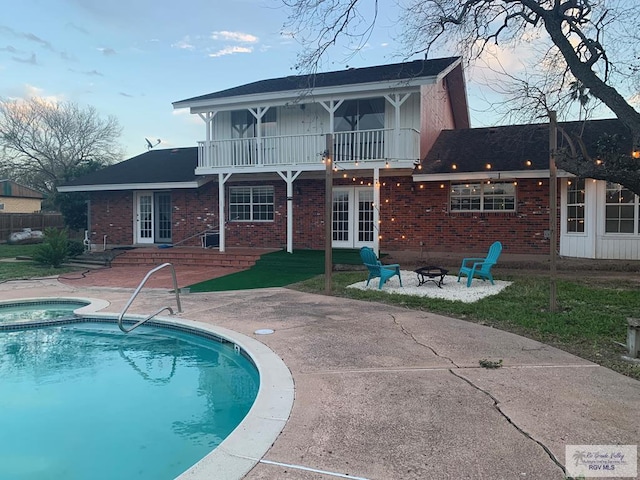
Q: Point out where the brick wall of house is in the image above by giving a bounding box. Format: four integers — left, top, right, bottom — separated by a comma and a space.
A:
90, 191, 134, 245
88, 176, 556, 254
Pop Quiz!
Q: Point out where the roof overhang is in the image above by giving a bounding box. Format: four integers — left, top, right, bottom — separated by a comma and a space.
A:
413, 169, 575, 182
57, 179, 209, 193
173, 77, 441, 114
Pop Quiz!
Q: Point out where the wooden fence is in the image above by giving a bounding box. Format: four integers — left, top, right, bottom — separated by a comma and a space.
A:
0, 213, 66, 243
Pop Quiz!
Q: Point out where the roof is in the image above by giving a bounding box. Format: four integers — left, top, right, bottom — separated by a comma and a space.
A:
0, 180, 43, 199
58, 147, 202, 192
173, 57, 461, 106
420, 118, 630, 175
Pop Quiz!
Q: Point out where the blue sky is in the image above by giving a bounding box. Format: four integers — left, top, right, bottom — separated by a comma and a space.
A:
0, 0, 624, 160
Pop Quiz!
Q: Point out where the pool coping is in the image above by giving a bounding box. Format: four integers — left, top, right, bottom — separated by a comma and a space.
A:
0, 298, 295, 480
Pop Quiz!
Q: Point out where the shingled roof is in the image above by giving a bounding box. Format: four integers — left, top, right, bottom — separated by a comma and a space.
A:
421, 118, 630, 175
174, 57, 460, 105
58, 147, 201, 191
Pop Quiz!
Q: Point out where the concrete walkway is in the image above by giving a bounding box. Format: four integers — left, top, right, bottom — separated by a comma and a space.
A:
1, 271, 638, 479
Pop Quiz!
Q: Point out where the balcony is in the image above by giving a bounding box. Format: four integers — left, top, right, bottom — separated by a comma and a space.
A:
196, 128, 419, 173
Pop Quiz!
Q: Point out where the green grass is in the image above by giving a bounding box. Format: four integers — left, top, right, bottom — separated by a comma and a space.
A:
0, 243, 41, 259
290, 272, 640, 380
0, 243, 77, 281
188, 248, 362, 292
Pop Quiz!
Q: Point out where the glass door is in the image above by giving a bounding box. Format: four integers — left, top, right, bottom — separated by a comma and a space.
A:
332, 187, 374, 248
154, 192, 172, 243
135, 192, 154, 244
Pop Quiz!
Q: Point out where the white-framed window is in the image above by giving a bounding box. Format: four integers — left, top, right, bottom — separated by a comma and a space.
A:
605, 182, 637, 234
0, 203, 4, 210
450, 182, 516, 212
229, 185, 274, 222
566, 178, 585, 233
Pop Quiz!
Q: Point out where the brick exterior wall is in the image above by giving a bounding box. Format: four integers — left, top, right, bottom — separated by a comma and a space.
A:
88, 176, 557, 254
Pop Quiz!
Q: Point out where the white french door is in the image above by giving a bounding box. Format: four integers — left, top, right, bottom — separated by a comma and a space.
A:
135, 192, 172, 244
332, 187, 374, 248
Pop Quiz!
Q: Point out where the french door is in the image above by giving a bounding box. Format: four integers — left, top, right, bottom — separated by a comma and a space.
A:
332, 187, 374, 248
135, 192, 172, 244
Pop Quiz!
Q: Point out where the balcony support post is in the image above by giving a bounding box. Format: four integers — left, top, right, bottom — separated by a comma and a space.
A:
373, 166, 380, 255
218, 172, 231, 252
277, 170, 302, 253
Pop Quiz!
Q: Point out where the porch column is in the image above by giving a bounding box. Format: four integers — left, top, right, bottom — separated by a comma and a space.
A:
249, 107, 269, 166
320, 100, 344, 134
218, 172, 231, 252
373, 167, 380, 255
198, 111, 217, 167
277, 170, 302, 253
385, 94, 409, 160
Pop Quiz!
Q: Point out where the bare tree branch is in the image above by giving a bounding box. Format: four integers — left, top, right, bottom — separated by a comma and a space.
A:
0, 98, 123, 198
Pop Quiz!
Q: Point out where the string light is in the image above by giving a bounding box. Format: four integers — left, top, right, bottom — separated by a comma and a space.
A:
485, 163, 492, 169
452, 164, 457, 170
633, 150, 640, 159
525, 160, 532, 167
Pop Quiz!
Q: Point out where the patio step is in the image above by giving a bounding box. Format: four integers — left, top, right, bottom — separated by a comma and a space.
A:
109, 247, 268, 269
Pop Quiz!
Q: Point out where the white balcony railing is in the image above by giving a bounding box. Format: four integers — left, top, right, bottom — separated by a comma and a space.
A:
197, 128, 419, 170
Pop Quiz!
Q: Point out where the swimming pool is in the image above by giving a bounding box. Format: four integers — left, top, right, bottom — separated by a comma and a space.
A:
0, 297, 111, 323
0, 302, 294, 480
0, 299, 88, 322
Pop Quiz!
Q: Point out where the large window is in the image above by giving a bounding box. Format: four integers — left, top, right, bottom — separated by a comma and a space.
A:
605, 182, 637, 234
231, 109, 276, 138
566, 178, 585, 233
335, 98, 385, 133
229, 186, 274, 222
450, 182, 516, 212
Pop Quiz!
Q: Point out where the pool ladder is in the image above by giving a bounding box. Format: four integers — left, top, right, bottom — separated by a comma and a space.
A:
118, 263, 183, 333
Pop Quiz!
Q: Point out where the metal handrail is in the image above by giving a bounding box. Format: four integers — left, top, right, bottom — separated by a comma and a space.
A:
171, 226, 220, 248
118, 263, 183, 333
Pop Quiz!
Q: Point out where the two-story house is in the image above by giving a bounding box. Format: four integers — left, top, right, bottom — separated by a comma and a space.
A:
59, 56, 469, 254
59, 56, 639, 259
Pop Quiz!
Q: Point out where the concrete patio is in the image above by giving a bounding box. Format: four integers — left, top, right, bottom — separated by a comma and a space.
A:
1, 270, 638, 479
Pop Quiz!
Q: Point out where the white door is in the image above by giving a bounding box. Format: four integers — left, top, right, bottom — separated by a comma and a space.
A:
135, 192, 154, 244
332, 187, 374, 248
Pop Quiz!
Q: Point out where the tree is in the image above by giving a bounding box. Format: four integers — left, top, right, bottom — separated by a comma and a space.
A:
0, 98, 123, 204
283, 0, 640, 193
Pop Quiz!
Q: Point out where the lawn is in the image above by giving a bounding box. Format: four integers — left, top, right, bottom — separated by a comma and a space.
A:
187, 248, 363, 292
0, 243, 77, 281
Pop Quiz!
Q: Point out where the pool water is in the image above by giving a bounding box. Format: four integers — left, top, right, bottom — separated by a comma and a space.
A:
0, 322, 259, 480
0, 301, 87, 322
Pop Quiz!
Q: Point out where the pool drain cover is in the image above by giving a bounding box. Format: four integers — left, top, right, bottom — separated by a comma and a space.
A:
255, 328, 275, 335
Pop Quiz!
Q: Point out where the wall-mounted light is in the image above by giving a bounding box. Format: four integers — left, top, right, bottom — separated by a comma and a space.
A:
632, 149, 640, 159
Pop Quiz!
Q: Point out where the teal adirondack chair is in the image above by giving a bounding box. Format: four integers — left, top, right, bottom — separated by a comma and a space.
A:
359, 247, 402, 289
457, 241, 502, 287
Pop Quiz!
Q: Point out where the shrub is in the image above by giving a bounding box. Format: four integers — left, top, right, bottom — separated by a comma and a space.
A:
33, 228, 70, 268
67, 240, 85, 258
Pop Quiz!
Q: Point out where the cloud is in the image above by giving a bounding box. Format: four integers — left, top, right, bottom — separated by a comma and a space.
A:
172, 36, 195, 50
69, 68, 104, 76
119, 92, 134, 98
97, 47, 116, 56
66, 22, 89, 35
0, 25, 57, 53
5, 84, 64, 104
12, 53, 38, 65
208, 46, 253, 58
0, 45, 19, 53
211, 31, 258, 43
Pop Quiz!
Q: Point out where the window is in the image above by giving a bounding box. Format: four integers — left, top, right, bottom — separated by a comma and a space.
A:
0, 203, 4, 210
229, 186, 274, 221
450, 182, 515, 212
566, 178, 585, 233
335, 98, 385, 133
231, 109, 276, 138
605, 182, 636, 233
